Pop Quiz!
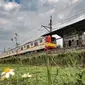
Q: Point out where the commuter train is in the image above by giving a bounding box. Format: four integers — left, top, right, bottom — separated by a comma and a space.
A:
0, 35, 56, 58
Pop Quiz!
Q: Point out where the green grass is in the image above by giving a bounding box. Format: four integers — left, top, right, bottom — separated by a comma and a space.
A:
0, 50, 85, 85
1, 50, 85, 66
0, 64, 85, 85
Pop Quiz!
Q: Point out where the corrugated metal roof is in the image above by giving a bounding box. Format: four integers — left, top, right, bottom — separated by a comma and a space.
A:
42, 19, 85, 37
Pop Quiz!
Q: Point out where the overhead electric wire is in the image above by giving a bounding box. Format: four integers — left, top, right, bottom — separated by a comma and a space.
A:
39, 0, 81, 31
59, 8, 85, 22
29, 0, 81, 33
53, 8, 85, 30
20, 9, 85, 46
10, 0, 82, 47
52, 0, 80, 15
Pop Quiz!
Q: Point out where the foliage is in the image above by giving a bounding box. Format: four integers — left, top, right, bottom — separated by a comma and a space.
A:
0, 50, 85, 85
0, 50, 85, 66
0, 65, 85, 85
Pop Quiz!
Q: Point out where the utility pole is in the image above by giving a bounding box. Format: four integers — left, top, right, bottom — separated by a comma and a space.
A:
4, 47, 6, 52
15, 33, 19, 47
49, 16, 52, 33
41, 16, 53, 35
11, 33, 19, 48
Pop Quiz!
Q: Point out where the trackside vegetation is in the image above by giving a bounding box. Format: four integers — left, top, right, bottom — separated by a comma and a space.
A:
0, 50, 85, 66
0, 50, 85, 85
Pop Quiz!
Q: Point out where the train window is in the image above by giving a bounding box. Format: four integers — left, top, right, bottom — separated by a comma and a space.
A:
40, 39, 43, 43
16, 50, 18, 53
19, 47, 21, 50
51, 37, 56, 44
31, 42, 33, 46
21, 47, 23, 50
27, 45, 30, 48
10, 51, 12, 54
34, 42, 38, 46
9, 52, 10, 54
12, 51, 13, 53
24, 45, 26, 48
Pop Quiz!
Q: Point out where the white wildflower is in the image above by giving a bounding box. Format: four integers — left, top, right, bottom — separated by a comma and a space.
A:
0, 68, 15, 80
22, 73, 32, 78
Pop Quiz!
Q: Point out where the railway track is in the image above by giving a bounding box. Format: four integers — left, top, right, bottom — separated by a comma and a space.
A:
1, 46, 85, 59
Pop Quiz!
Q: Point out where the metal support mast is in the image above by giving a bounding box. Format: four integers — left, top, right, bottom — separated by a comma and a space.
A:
41, 16, 53, 36
11, 33, 19, 48
49, 16, 52, 33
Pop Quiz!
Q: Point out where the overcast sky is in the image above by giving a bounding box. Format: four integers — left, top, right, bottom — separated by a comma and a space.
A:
0, 0, 85, 52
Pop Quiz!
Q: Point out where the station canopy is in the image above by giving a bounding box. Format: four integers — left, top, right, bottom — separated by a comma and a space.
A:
42, 19, 85, 37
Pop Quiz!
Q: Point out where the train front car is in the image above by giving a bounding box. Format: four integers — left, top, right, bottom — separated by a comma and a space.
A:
45, 35, 56, 50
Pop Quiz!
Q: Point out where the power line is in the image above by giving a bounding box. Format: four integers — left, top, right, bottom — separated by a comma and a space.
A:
40, 0, 81, 32
52, 0, 80, 16
6, 1, 83, 49
40, 8, 85, 32
59, 8, 85, 22
41, 16, 53, 38
14, 1, 82, 45
52, 8, 85, 30
11, 2, 85, 46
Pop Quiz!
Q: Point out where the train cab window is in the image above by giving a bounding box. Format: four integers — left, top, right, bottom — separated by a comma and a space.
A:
34, 41, 38, 46
51, 37, 56, 44
21, 47, 23, 50
27, 45, 30, 48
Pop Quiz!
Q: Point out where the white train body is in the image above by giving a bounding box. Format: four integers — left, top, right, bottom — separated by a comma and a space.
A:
0, 36, 56, 58
0, 37, 45, 58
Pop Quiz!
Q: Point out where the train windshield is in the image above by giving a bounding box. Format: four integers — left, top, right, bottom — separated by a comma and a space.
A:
45, 36, 56, 44
51, 37, 56, 44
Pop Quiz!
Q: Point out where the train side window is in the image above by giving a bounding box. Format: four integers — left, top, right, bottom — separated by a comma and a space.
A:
27, 45, 30, 48
34, 41, 38, 46
10, 51, 11, 54
12, 51, 13, 53
7, 52, 8, 54
40, 39, 43, 43
24, 45, 26, 48
31, 42, 33, 46
21, 47, 23, 50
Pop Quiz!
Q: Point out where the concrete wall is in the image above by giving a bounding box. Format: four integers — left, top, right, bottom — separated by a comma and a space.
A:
63, 30, 85, 48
